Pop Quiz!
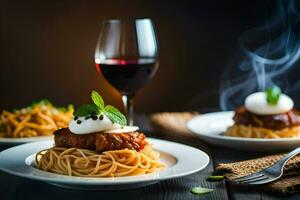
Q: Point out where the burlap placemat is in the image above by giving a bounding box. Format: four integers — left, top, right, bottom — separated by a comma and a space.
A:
150, 112, 300, 195
216, 154, 300, 194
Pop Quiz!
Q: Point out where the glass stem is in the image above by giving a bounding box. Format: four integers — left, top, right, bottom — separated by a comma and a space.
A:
122, 95, 134, 125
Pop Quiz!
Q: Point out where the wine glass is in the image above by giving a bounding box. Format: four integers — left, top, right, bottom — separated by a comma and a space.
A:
94, 18, 159, 125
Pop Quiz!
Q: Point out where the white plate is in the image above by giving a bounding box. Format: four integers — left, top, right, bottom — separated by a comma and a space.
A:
0, 136, 53, 146
187, 111, 300, 152
0, 138, 209, 190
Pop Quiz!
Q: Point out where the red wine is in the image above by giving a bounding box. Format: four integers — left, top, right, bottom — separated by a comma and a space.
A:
95, 59, 158, 96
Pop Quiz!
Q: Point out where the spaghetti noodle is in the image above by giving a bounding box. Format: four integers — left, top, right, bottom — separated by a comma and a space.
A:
36, 145, 165, 177
226, 124, 300, 139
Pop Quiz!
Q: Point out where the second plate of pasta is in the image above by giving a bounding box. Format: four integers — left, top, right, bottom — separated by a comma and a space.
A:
187, 111, 300, 151
0, 100, 73, 146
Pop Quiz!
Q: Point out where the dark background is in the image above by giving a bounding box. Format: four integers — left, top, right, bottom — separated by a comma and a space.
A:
0, 0, 268, 113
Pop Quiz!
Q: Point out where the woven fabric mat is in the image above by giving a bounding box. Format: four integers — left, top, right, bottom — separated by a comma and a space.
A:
150, 112, 300, 195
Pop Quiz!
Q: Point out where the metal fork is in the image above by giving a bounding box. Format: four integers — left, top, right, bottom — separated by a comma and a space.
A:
231, 147, 300, 185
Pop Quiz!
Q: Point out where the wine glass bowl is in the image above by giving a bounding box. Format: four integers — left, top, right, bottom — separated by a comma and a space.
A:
95, 58, 158, 97
94, 19, 159, 125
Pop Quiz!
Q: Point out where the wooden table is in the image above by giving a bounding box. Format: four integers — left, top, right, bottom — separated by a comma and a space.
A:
0, 114, 299, 200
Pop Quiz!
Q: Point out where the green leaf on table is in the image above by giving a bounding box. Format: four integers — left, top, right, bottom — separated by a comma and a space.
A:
207, 175, 224, 181
191, 186, 214, 195
73, 104, 99, 117
265, 86, 281, 105
91, 90, 105, 109
104, 105, 127, 126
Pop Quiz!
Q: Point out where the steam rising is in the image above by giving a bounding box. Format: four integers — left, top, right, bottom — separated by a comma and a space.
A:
220, 0, 300, 110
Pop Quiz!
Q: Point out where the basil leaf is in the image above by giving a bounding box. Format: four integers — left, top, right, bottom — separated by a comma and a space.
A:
58, 104, 74, 113
104, 105, 127, 126
73, 104, 99, 117
191, 187, 214, 195
30, 99, 51, 107
265, 86, 281, 105
91, 90, 104, 109
58, 107, 67, 112
74, 90, 127, 125
207, 175, 224, 181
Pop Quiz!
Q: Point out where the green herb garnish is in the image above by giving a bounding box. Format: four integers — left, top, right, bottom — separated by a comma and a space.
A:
103, 105, 127, 126
191, 187, 214, 195
11, 99, 72, 113
30, 99, 51, 107
265, 86, 281, 105
207, 175, 224, 181
73, 104, 99, 116
58, 104, 74, 113
73, 90, 127, 125
91, 90, 104, 109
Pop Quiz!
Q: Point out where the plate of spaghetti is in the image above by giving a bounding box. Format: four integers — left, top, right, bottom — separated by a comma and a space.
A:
0, 138, 208, 190
0, 100, 73, 145
187, 87, 300, 151
0, 91, 209, 190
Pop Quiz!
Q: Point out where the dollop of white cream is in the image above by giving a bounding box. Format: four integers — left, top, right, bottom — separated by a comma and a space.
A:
69, 114, 138, 134
245, 92, 294, 115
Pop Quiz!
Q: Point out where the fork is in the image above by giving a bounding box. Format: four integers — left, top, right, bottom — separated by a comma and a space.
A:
231, 147, 300, 185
